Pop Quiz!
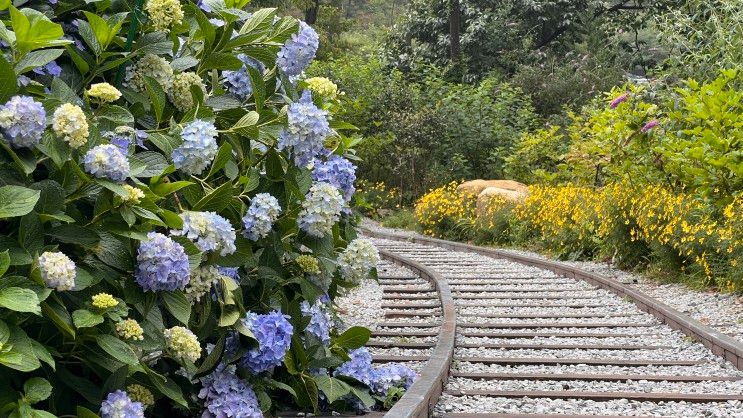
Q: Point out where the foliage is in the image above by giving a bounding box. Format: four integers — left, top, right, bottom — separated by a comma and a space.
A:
355, 180, 400, 217
0, 1, 415, 416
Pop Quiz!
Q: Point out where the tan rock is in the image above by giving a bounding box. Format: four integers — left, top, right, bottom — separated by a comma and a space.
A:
475, 185, 529, 218
458, 179, 529, 196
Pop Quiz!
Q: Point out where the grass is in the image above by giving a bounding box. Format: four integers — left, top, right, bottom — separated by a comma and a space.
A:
380, 208, 419, 231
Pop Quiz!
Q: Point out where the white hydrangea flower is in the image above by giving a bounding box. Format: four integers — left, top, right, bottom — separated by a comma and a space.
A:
297, 182, 344, 238
38, 251, 77, 291
52, 103, 89, 149
337, 238, 380, 284
124, 54, 174, 93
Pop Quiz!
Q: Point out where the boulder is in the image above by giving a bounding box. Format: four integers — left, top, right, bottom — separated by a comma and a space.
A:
475, 184, 529, 218
458, 179, 529, 196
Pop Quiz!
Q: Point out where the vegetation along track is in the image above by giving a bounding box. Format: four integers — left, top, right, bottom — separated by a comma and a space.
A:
366, 228, 743, 418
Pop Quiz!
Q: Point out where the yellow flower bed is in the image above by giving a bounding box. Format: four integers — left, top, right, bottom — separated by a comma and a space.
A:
414, 182, 477, 237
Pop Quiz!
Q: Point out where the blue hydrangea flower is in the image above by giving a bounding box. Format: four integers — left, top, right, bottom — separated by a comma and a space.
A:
334, 347, 374, 386
83, 144, 131, 183
240, 311, 293, 373
100, 390, 144, 418
242, 193, 281, 241
199, 365, 262, 418
135, 232, 190, 292
300, 300, 331, 344
218, 266, 239, 280
33, 61, 62, 77
297, 182, 344, 238
0, 96, 46, 148
370, 364, 417, 396
172, 211, 236, 256
172, 119, 218, 175
312, 155, 357, 202
278, 90, 331, 167
223, 54, 264, 100
276, 21, 319, 78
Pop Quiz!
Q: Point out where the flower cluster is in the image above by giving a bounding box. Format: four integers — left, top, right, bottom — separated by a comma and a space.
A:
172, 119, 219, 175
116, 319, 144, 341
38, 251, 76, 291
297, 183, 344, 237
170, 72, 206, 112
87, 83, 122, 103
370, 364, 417, 397
91, 293, 118, 309
300, 300, 331, 344
296, 254, 320, 275
52, 103, 89, 148
125, 54, 174, 92
278, 91, 331, 166
337, 239, 379, 284
276, 21, 319, 78
107, 126, 146, 155
164, 326, 201, 362
305, 77, 339, 99
334, 347, 374, 386
185, 265, 222, 303
241, 311, 293, 373
83, 144, 131, 182
610, 93, 628, 109
312, 155, 357, 202
242, 193, 281, 241
223, 54, 263, 100
100, 390, 144, 418
123, 185, 145, 205
145, 0, 184, 32
126, 384, 155, 409
0, 96, 46, 148
135, 232, 190, 292
198, 365, 262, 418
173, 211, 236, 256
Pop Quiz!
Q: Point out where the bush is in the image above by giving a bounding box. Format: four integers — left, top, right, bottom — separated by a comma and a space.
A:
0, 2, 415, 416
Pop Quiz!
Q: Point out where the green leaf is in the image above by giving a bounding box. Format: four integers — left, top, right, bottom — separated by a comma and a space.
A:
0, 319, 8, 344
333, 326, 370, 349
349, 386, 376, 409
231, 111, 259, 134
0, 186, 40, 218
41, 300, 75, 338
0, 287, 40, 314
14, 48, 63, 74
144, 76, 166, 124
265, 148, 285, 180
83, 11, 112, 50
196, 335, 224, 376
72, 309, 104, 328
11, 7, 69, 54
247, 66, 265, 111
207, 142, 233, 179
76, 407, 99, 418
192, 182, 234, 211
48, 224, 100, 246
243, 168, 260, 193
23, 377, 52, 404
162, 291, 191, 325
0, 55, 17, 102
97, 105, 134, 125
146, 368, 188, 407
0, 250, 10, 277
313, 375, 351, 404
95, 335, 139, 366
0, 351, 39, 372
151, 180, 193, 197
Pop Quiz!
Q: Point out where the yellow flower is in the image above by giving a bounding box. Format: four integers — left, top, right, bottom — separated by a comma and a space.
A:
91, 293, 118, 309
116, 318, 144, 341
305, 77, 339, 99
86, 83, 122, 103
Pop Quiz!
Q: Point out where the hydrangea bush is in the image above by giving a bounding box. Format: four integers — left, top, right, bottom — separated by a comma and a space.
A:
0, 1, 413, 416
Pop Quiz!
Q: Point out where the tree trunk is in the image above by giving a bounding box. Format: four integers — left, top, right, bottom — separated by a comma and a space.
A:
449, 0, 461, 63
304, 0, 320, 25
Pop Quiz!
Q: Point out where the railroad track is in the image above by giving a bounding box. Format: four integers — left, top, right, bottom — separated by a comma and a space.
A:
366, 228, 743, 418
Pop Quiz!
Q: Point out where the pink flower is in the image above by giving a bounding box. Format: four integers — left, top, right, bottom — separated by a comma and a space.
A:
610, 93, 628, 109
641, 119, 659, 133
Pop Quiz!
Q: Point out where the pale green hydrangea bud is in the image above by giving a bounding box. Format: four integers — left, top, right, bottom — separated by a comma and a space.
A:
124, 54, 173, 93
169, 72, 206, 112
126, 384, 155, 409
86, 83, 122, 103
164, 326, 201, 362
305, 77, 339, 99
123, 185, 145, 205
145, 0, 184, 32
116, 318, 144, 341
91, 293, 118, 309
184, 265, 221, 303
296, 254, 320, 275
52, 103, 89, 149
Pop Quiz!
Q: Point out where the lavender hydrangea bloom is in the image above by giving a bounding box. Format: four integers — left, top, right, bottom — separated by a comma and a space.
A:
100, 390, 144, 418
297, 182, 344, 238
172, 119, 218, 175
276, 21, 319, 78
172, 211, 236, 256
334, 347, 374, 386
312, 155, 357, 202
83, 144, 131, 182
0, 96, 46, 148
300, 300, 331, 344
278, 91, 331, 166
223, 54, 264, 100
218, 266, 239, 280
242, 193, 281, 241
240, 311, 294, 373
370, 364, 417, 396
199, 365, 263, 418
135, 232, 190, 292
33, 61, 62, 77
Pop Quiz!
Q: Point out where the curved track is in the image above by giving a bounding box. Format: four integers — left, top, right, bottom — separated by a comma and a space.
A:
370, 228, 743, 418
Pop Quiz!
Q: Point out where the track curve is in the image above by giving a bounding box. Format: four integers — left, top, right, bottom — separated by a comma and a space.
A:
368, 227, 743, 418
